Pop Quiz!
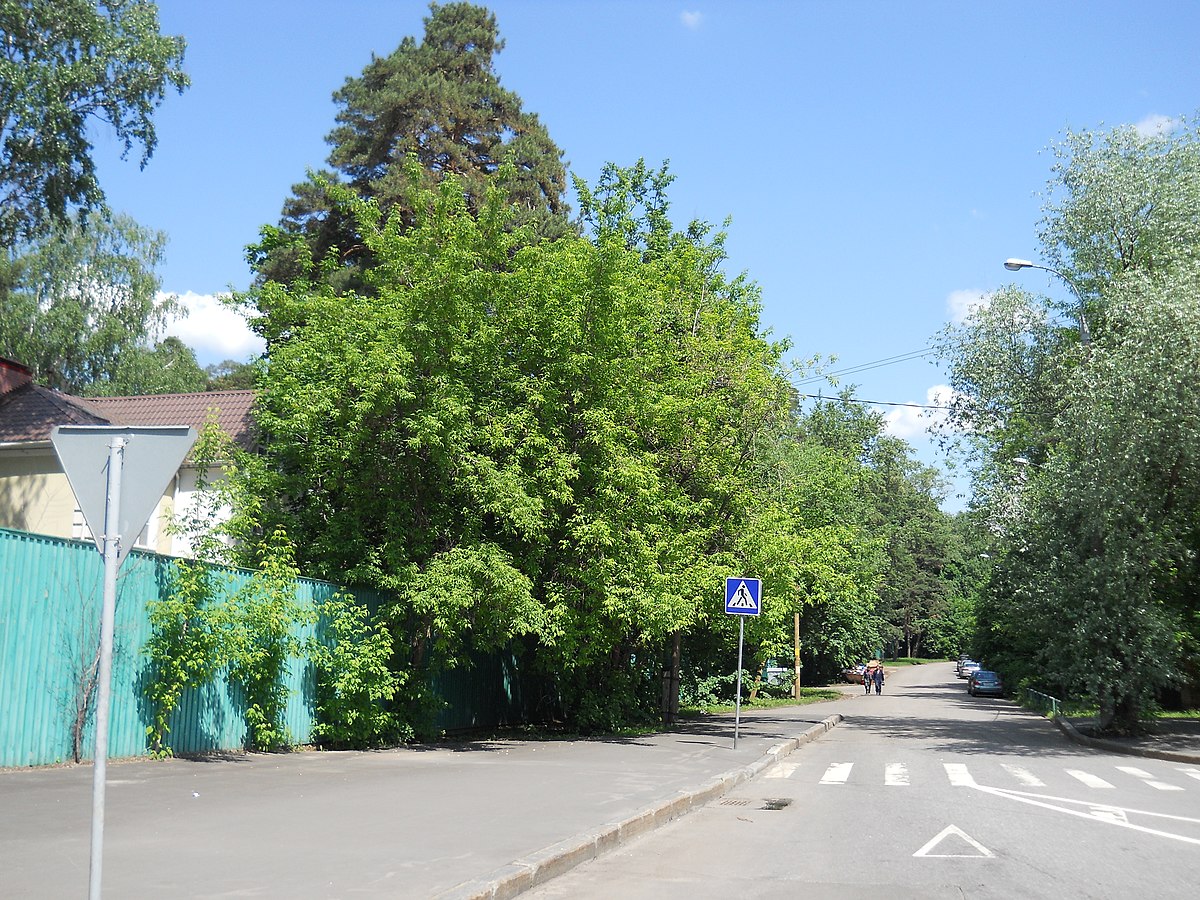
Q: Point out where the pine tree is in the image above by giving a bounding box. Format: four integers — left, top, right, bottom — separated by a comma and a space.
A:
256, 2, 570, 289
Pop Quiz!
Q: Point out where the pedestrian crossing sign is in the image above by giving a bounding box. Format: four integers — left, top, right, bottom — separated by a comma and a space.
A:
725, 578, 762, 616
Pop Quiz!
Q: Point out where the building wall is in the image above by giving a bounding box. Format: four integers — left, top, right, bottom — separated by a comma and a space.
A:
0, 451, 223, 559
0, 447, 78, 538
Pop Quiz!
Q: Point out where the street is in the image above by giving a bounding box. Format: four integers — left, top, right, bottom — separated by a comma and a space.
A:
526, 662, 1200, 899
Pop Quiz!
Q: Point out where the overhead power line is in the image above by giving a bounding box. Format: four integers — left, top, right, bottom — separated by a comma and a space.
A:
799, 393, 952, 411
793, 348, 934, 387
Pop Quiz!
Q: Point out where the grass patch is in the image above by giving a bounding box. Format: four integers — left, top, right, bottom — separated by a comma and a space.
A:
1154, 709, 1200, 720
679, 687, 842, 718
885, 657, 947, 666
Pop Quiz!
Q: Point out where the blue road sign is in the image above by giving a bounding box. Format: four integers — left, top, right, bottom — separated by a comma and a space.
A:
725, 577, 762, 616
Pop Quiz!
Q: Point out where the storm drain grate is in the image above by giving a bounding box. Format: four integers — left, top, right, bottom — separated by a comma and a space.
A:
761, 798, 792, 810
720, 798, 753, 806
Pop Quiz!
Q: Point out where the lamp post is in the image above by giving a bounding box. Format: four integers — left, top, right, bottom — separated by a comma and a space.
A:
1003, 258, 1091, 348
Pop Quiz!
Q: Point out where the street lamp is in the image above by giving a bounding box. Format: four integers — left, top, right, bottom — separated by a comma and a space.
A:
1003, 258, 1092, 348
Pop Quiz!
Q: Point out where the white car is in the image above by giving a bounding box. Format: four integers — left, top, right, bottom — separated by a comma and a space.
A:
959, 660, 981, 679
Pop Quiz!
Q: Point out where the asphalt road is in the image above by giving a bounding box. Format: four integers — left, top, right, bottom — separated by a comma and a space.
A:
525, 662, 1200, 899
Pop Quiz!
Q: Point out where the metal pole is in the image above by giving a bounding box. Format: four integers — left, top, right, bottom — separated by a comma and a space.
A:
734, 617, 744, 749
89, 436, 124, 900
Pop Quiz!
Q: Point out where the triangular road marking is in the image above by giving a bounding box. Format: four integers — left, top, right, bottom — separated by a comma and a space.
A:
913, 824, 995, 858
1089, 805, 1129, 824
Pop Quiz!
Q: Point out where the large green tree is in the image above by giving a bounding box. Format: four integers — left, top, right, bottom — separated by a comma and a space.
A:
0, 212, 176, 392
84, 335, 207, 396
0, 0, 188, 244
255, 1, 569, 291
939, 119, 1200, 733
240, 158, 880, 732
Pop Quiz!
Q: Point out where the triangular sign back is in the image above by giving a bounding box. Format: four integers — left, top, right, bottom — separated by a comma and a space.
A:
51, 426, 197, 565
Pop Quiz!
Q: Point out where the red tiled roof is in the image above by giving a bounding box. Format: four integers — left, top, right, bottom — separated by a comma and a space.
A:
0, 383, 110, 442
87, 391, 258, 450
0, 386, 257, 450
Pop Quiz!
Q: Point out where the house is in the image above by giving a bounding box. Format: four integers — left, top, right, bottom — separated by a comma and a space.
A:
0, 357, 255, 558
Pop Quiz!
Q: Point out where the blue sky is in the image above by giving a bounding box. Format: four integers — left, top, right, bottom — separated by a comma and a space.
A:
91, 1, 1200, 508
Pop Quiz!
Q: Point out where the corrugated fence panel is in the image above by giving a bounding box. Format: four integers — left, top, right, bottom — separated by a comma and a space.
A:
3, 527, 526, 766
0, 530, 104, 766
1, 528, 339, 767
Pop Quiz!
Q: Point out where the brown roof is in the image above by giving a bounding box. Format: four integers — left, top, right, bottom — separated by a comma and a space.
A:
0, 357, 33, 395
0, 385, 257, 451
0, 383, 111, 442
87, 391, 258, 450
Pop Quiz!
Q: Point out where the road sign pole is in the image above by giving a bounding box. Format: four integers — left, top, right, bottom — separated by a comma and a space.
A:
89, 436, 124, 900
734, 617, 744, 749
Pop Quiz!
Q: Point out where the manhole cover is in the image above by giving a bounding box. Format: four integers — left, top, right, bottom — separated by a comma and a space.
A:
720, 798, 752, 807
761, 798, 792, 810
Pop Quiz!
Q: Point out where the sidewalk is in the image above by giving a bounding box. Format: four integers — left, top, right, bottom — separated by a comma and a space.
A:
0, 698, 850, 900
1056, 714, 1200, 764
4, 674, 1197, 899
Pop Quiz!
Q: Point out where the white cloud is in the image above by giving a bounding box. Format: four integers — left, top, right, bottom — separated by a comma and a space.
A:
160, 291, 265, 365
880, 384, 955, 440
946, 288, 991, 324
680, 10, 703, 29
1134, 114, 1178, 138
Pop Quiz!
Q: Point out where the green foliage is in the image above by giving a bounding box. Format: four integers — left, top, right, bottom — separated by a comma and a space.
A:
84, 336, 208, 396
0, 0, 189, 243
941, 117, 1200, 735
204, 358, 257, 391
240, 155, 952, 734
679, 670, 742, 709
310, 594, 404, 748
255, 1, 569, 289
0, 212, 175, 392
147, 430, 318, 753
143, 559, 224, 757
1039, 119, 1200, 306
223, 529, 312, 752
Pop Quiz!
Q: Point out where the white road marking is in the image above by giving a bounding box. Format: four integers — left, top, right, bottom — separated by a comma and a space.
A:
819, 763, 853, 785
913, 824, 995, 858
1117, 765, 1183, 791
1066, 769, 1114, 789
973, 784, 1200, 846
1176, 767, 1200, 782
1001, 764, 1045, 787
885, 763, 910, 786
1089, 805, 1129, 824
944, 763, 976, 787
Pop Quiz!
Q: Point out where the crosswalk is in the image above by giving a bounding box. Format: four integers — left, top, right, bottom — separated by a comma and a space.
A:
762, 760, 1200, 793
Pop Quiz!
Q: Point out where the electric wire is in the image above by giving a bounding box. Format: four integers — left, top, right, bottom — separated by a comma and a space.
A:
792, 347, 934, 387
798, 393, 952, 410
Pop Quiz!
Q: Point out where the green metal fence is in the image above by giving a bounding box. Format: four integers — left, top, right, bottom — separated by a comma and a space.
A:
1, 527, 536, 767
0, 527, 336, 767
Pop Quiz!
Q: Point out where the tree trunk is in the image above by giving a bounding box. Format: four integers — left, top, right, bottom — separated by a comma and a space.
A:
661, 632, 681, 725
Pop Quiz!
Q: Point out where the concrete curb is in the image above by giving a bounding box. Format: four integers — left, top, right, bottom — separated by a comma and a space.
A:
1054, 715, 1200, 764
434, 712, 844, 900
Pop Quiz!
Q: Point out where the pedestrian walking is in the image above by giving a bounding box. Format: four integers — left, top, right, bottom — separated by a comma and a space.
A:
863, 664, 871, 694
872, 664, 884, 694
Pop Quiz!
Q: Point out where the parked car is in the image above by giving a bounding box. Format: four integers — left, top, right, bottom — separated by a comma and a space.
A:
958, 660, 981, 679
955, 655, 972, 675
968, 670, 1004, 696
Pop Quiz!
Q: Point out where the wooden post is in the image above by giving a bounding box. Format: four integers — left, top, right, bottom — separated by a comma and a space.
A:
793, 612, 801, 699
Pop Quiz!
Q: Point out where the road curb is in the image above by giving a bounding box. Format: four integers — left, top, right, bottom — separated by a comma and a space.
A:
433, 712, 844, 899
1054, 715, 1200, 764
